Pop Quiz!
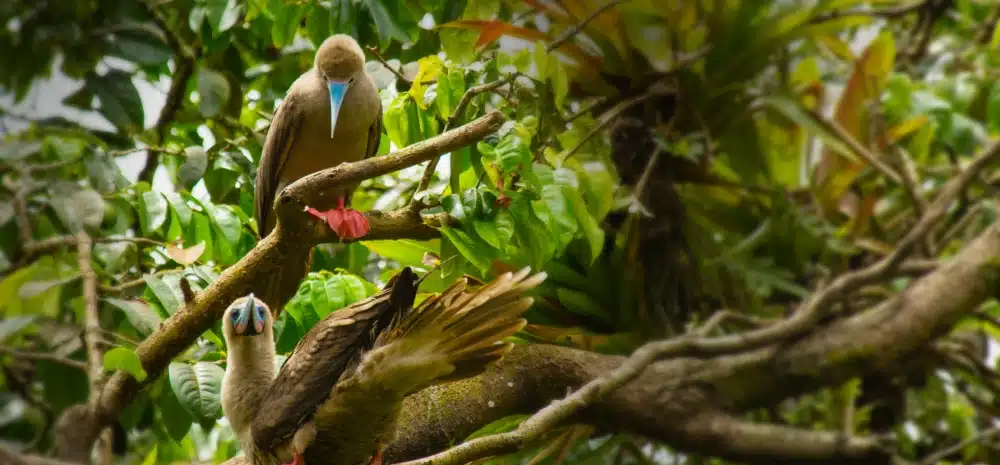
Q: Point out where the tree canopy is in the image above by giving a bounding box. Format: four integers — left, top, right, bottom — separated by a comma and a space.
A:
4, 1, 1000, 464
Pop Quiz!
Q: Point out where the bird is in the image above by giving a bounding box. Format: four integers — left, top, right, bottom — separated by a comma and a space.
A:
220, 267, 547, 465
255, 33, 382, 240
253, 33, 383, 314
220, 292, 278, 461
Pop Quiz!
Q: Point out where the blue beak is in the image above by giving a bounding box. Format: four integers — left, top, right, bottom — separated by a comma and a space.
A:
234, 293, 262, 336
328, 80, 348, 138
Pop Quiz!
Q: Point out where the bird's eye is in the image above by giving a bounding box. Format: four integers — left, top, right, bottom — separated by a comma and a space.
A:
256, 304, 266, 319
348, 76, 355, 85
230, 309, 239, 320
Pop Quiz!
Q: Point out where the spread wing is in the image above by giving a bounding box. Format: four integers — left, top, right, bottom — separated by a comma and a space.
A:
250, 268, 419, 454
255, 95, 304, 238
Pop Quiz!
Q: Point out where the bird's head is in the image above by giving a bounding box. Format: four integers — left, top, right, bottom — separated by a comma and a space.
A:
222, 293, 273, 340
315, 34, 367, 139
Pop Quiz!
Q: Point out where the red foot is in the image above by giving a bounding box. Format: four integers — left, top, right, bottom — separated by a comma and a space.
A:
304, 198, 370, 240
282, 451, 305, 465
369, 445, 384, 465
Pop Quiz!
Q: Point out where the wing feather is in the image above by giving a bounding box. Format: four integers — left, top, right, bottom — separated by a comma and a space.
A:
250, 268, 418, 453
255, 95, 304, 238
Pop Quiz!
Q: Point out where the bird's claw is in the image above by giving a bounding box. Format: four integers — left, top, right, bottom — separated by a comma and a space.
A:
282, 451, 306, 465
304, 198, 370, 241
369, 442, 384, 465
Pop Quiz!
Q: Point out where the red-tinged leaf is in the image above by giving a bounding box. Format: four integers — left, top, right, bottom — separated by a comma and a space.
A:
166, 242, 206, 265
438, 20, 600, 67
476, 21, 509, 48
814, 31, 895, 219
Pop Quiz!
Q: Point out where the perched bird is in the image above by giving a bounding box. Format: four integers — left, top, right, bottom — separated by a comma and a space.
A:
220, 267, 547, 465
255, 33, 382, 241
220, 293, 278, 459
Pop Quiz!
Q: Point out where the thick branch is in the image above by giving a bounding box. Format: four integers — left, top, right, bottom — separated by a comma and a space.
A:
277, 111, 505, 241
384, 221, 1000, 465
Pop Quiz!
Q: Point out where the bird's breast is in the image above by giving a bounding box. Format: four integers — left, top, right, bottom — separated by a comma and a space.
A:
277, 77, 379, 198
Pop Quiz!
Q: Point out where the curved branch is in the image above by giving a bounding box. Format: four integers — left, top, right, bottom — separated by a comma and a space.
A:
382, 222, 1000, 465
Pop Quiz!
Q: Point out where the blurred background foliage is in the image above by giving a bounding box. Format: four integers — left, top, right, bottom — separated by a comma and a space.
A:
3, 0, 1000, 464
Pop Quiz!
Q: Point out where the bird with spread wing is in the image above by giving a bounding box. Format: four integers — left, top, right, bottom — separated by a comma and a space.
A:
220, 267, 547, 465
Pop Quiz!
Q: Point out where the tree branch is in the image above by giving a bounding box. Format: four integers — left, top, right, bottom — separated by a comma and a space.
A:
381, 220, 999, 465
76, 231, 113, 465
52, 111, 507, 462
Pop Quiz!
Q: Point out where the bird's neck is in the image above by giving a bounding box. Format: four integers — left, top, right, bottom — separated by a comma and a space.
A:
223, 334, 277, 448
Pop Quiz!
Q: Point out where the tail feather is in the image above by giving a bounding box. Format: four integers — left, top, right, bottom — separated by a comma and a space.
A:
356, 268, 546, 396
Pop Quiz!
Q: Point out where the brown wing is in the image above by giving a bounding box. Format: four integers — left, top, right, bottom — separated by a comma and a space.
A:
365, 97, 383, 161
255, 95, 304, 238
250, 268, 419, 453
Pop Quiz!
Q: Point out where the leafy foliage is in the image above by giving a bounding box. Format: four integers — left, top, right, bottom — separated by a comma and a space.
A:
5, 0, 1000, 464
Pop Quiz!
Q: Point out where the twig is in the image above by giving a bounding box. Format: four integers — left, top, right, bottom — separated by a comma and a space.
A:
809, 0, 926, 24
409, 78, 515, 203
76, 232, 112, 465
812, 108, 903, 185
917, 427, 1000, 465
547, 0, 628, 53
0, 347, 87, 371
367, 46, 411, 84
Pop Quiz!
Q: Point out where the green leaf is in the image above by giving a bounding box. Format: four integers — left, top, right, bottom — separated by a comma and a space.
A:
103, 347, 148, 381
306, 4, 331, 46
363, 0, 411, 43
105, 297, 162, 336
0, 316, 35, 343
473, 209, 514, 250
285, 271, 377, 332
138, 191, 168, 235
271, 2, 304, 47
168, 362, 225, 423
549, 58, 568, 108
86, 70, 144, 132
49, 187, 105, 233
440, 226, 494, 274
561, 185, 604, 265
197, 68, 231, 118
165, 192, 193, 226
364, 239, 440, 268
435, 68, 466, 120
210, 205, 242, 244
144, 273, 184, 315
988, 82, 1000, 134
0, 141, 42, 161
205, 0, 242, 35
384, 95, 411, 148
178, 147, 209, 188
107, 29, 172, 65
556, 288, 611, 324
19, 276, 77, 300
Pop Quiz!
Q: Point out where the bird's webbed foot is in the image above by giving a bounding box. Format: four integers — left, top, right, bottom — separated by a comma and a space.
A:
281, 450, 306, 465
305, 197, 370, 240
369, 440, 384, 465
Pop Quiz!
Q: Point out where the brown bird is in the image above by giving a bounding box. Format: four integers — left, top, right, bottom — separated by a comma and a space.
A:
255, 33, 382, 240
220, 268, 546, 465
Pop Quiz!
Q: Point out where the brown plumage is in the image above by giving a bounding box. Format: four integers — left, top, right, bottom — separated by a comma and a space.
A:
251, 267, 547, 465
254, 34, 382, 314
